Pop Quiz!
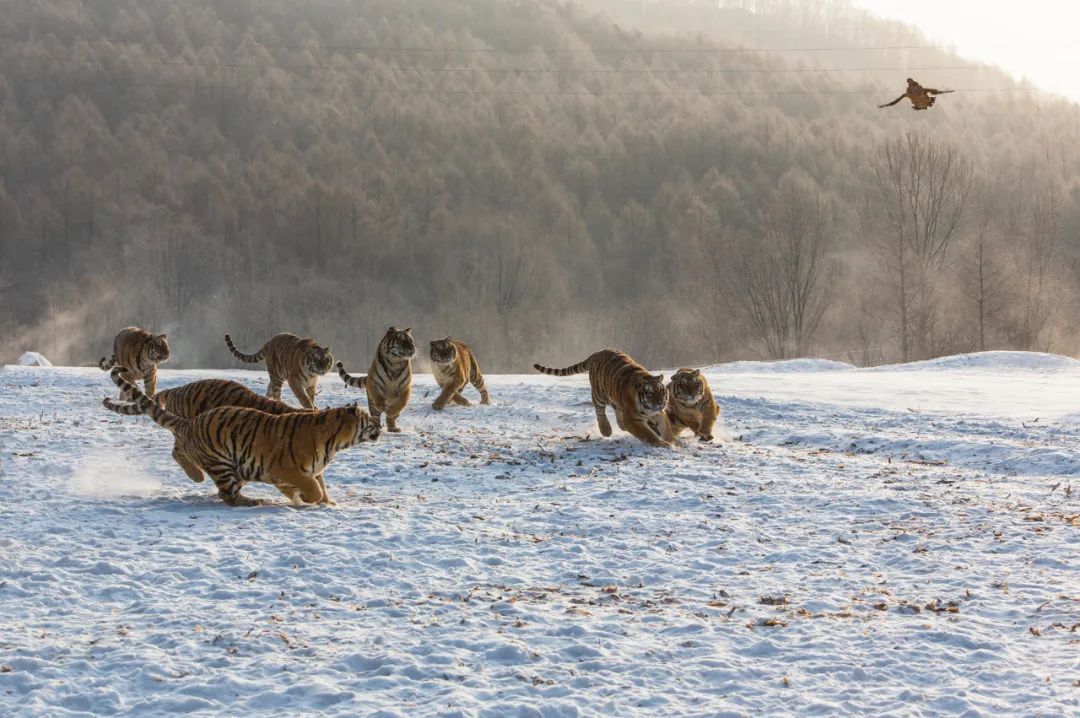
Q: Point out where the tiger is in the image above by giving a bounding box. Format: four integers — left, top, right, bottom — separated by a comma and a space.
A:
103, 367, 379, 506
533, 349, 671, 448
99, 326, 170, 398
337, 326, 415, 433
660, 368, 720, 442
429, 337, 491, 410
107, 368, 307, 419
224, 332, 333, 410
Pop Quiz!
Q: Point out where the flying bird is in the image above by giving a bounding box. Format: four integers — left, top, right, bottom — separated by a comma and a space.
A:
879, 78, 955, 111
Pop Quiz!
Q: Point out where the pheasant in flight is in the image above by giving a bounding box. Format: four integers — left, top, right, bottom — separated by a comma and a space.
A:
879, 78, 954, 110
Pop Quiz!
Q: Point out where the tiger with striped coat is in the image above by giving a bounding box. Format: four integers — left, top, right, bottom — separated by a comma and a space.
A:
107, 368, 308, 419
533, 349, 672, 447
99, 326, 170, 398
659, 368, 720, 443
429, 337, 490, 410
103, 367, 379, 506
224, 332, 333, 409
337, 327, 415, 432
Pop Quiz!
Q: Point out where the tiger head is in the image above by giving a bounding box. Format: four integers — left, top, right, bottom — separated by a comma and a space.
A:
147, 333, 170, 364
429, 337, 457, 365
669, 368, 706, 406
384, 327, 416, 360
305, 345, 334, 375
333, 403, 381, 448
636, 373, 668, 415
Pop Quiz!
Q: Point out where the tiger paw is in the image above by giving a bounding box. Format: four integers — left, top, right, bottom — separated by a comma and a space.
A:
698, 434, 714, 443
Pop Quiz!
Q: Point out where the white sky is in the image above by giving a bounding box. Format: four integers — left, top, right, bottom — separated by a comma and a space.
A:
851, 0, 1080, 102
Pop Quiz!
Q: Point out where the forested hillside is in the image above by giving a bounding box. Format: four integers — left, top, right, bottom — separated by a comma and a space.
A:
1, 0, 1078, 369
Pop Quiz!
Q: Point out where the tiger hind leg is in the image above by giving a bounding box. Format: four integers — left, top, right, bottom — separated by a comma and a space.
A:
451, 392, 471, 406
209, 470, 263, 507
172, 447, 204, 483
267, 375, 284, 402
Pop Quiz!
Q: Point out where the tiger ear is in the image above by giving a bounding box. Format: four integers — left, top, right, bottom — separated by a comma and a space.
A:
690, 369, 701, 376
656, 374, 665, 383
388, 326, 397, 334
403, 327, 412, 334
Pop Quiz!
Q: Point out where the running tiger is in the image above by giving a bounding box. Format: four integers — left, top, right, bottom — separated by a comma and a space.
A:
108, 369, 307, 419
103, 367, 379, 506
533, 349, 671, 447
99, 326, 170, 398
429, 337, 490, 410
661, 368, 719, 442
224, 332, 333, 409
337, 326, 415, 432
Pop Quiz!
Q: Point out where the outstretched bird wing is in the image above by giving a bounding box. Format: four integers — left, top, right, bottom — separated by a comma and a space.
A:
925, 88, 954, 95
878, 94, 907, 108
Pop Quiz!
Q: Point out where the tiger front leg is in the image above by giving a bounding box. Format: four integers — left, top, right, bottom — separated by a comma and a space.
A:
315, 473, 336, 506
287, 376, 317, 409
273, 471, 326, 507
451, 393, 471, 406
624, 418, 673, 448
143, 366, 158, 398
432, 379, 467, 411
697, 403, 718, 442
594, 402, 613, 437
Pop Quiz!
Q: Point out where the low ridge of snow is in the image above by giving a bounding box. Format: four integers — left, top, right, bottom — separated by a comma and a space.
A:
870, 350, 1080, 373
16, 351, 51, 367
0, 362, 1077, 716
701, 357, 855, 373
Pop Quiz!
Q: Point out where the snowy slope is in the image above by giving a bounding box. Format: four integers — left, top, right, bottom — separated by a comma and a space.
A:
1, 355, 1078, 716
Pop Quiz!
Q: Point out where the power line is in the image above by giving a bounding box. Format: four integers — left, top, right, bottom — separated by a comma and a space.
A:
28, 75, 1040, 98
35, 53, 990, 76
0, 32, 958, 57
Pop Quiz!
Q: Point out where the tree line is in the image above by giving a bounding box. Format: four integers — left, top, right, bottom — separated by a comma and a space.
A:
1, 0, 1077, 370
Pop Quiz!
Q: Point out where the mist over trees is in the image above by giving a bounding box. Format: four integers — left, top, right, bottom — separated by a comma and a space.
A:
0, 0, 1078, 370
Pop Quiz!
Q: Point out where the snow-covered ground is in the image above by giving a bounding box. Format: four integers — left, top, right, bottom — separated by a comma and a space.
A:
1, 353, 1077, 716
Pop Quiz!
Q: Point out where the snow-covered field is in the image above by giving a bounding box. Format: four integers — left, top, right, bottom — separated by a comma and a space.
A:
1, 352, 1077, 716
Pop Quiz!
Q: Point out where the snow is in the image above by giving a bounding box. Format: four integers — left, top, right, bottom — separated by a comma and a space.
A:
1, 354, 1078, 716
16, 352, 51, 367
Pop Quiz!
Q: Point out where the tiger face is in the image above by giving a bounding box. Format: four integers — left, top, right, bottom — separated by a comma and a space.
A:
636, 373, 668, 414
429, 337, 457, 365
305, 345, 334, 375
670, 369, 705, 405
385, 327, 416, 360
334, 404, 381, 448
148, 334, 170, 363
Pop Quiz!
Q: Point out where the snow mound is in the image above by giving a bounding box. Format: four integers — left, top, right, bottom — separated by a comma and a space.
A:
702, 357, 855, 374
872, 351, 1080, 373
17, 351, 52, 367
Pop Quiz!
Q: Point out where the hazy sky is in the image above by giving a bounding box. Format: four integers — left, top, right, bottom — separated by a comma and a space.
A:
852, 0, 1080, 102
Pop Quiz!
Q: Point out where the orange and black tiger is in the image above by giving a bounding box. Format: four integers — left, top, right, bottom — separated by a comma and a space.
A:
107, 368, 307, 419
429, 337, 490, 410
99, 326, 170, 397
103, 367, 379, 506
533, 349, 671, 447
224, 332, 333, 409
662, 368, 720, 442
337, 326, 415, 432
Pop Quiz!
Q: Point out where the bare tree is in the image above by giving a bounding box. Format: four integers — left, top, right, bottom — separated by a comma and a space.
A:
865, 132, 972, 361
735, 172, 831, 359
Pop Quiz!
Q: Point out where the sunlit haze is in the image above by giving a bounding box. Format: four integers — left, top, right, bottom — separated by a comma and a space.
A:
853, 0, 1080, 102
